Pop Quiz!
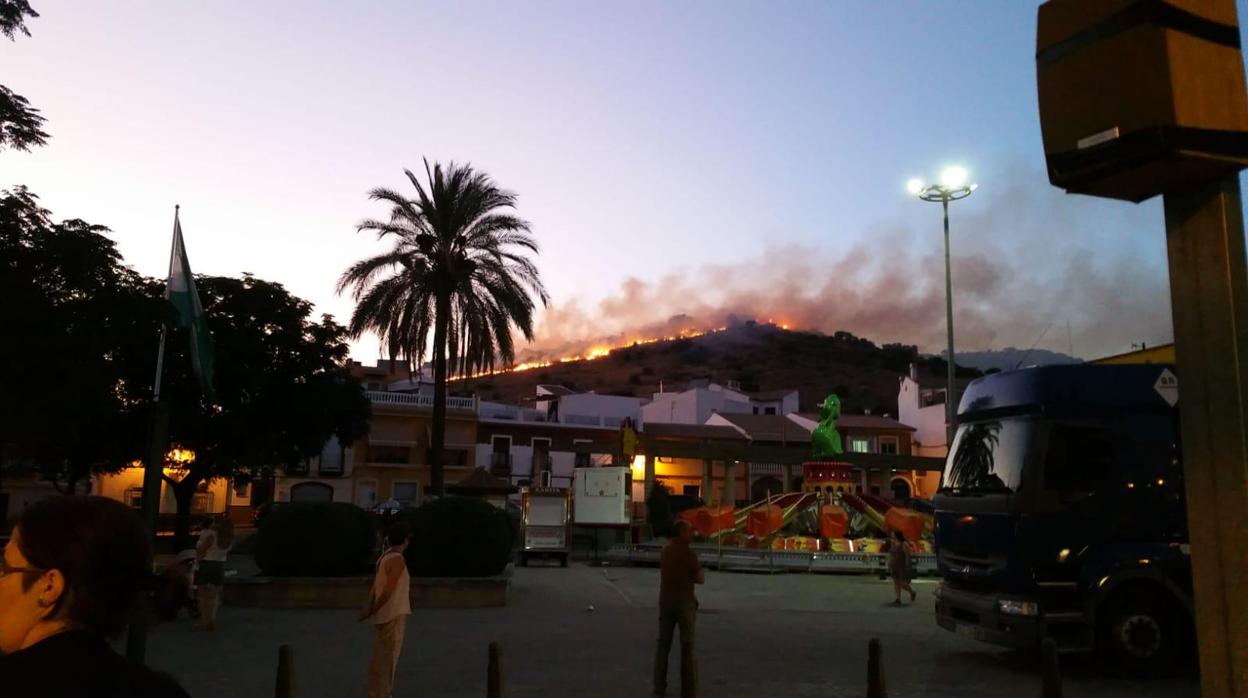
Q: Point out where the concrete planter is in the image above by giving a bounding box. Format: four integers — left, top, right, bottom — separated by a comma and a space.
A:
224, 570, 510, 609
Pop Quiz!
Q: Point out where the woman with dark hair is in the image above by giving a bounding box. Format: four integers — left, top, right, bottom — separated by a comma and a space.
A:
0, 496, 189, 696
194, 517, 234, 631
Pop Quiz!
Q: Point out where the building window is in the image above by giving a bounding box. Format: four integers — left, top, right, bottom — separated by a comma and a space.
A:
849, 438, 872, 453
356, 480, 378, 508
573, 439, 592, 468
879, 437, 899, 455
124, 487, 144, 509
369, 445, 411, 464
764, 406, 777, 415
392, 482, 420, 506
445, 449, 469, 467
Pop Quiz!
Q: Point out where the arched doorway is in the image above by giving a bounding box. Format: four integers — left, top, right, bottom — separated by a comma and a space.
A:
890, 477, 912, 501
291, 481, 334, 503
751, 476, 783, 502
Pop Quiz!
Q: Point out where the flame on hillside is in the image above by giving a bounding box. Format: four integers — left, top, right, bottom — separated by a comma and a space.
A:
456, 319, 797, 380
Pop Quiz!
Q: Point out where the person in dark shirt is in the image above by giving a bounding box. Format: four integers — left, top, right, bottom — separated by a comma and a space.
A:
653, 519, 704, 698
0, 496, 190, 697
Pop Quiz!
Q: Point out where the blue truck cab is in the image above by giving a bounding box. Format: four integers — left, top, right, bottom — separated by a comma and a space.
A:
932, 364, 1193, 673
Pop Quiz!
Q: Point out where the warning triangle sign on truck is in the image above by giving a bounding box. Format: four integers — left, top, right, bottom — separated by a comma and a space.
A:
1154, 369, 1178, 407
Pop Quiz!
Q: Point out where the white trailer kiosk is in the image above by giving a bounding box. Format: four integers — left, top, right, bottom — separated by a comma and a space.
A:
573, 466, 632, 563
520, 486, 571, 567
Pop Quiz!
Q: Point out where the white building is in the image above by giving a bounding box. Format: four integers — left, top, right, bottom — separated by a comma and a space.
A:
897, 365, 952, 458
642, 380, 798, 425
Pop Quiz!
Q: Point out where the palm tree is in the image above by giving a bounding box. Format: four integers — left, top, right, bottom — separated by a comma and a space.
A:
338, 160, 548, 496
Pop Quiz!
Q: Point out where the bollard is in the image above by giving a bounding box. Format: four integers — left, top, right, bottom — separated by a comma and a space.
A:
487, 641, 504, 698
867, 638, 887, 698
275, 644, 295, 698
1040, 638, 1062, 698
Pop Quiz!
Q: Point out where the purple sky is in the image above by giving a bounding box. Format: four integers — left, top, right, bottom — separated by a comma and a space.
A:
5, 2, 1245, 362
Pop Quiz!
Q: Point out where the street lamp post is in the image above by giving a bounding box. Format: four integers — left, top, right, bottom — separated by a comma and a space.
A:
907, 167, 976, 451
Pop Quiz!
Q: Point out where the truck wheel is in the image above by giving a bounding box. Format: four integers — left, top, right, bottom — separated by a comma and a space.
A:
1097, 587, 1188, 676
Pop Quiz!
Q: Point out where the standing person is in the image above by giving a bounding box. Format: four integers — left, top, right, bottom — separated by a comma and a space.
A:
0, 496, 190, 697
887, 529, 917, 605
653, 519, 704, 698
359, 522, 412, 698
194, 516, 234, 631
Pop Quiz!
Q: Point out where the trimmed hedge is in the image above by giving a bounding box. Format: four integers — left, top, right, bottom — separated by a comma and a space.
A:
397, 496, 514, 577
256, 502, 375, 576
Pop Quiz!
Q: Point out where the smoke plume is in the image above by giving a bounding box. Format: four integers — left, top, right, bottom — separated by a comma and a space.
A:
521, 171, 1174, 363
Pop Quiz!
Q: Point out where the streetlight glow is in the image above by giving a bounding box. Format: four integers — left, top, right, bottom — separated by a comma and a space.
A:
906, 178, 925, 195
941, 166, 968, 188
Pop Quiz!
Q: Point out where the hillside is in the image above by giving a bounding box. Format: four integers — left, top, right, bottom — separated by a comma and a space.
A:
954, 347, 1081, 372
452, 323, 981, 416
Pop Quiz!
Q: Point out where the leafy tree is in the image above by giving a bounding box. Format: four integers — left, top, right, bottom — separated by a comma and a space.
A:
337, 159, 547, 496
0, 187, 162, 494
1, 1, 49, 152
156, 275, 372, 547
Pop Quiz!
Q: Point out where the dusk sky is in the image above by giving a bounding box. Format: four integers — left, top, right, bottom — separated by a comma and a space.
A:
6, 2, 1248, 363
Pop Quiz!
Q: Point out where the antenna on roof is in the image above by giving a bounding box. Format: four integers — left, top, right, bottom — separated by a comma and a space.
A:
1014, 322, 1053, 370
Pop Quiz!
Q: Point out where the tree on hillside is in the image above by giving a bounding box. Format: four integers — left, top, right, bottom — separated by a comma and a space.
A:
1, 1, 49, 152
0, 187, 164, 495
155, 274, 372, 546
337, 160, 547, 496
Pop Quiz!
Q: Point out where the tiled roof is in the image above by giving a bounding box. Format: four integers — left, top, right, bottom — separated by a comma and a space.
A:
797, 413, 916, 432
643, 423, 748, 441
714, 414, 811, 442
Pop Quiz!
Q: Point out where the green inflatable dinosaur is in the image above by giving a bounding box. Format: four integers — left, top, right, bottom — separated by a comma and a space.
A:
811, 394, 843, 459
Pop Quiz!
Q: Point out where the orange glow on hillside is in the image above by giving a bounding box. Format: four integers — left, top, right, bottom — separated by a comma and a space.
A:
455, 320, 794, 380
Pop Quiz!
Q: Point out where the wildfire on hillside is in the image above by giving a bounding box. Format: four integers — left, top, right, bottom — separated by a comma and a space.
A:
455, 319, 793, 380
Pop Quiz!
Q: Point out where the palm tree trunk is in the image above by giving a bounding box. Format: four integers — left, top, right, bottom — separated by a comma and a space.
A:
429, 291, 451, 497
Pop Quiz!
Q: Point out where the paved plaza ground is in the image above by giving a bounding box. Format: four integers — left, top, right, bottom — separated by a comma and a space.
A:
143, 564, 1200, 698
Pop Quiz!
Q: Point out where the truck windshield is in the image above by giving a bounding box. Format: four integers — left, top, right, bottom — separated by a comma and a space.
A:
941, 417, 1036, 493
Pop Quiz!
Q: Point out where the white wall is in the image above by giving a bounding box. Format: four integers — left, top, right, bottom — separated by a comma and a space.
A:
645, 387, 755, 425
897, 376, 948, 457
559, 393, 643, 427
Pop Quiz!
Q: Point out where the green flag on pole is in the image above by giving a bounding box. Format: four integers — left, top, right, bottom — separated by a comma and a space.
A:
166, 206, 215, 402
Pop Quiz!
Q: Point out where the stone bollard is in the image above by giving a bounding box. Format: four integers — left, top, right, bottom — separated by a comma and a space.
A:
1040, 638, 1062, 698
487, 641, 504, 698
867, 638, 887, 698
276, 644, 295, 698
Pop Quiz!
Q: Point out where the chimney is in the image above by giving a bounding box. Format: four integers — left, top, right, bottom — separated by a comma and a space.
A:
908, 363, 918, 381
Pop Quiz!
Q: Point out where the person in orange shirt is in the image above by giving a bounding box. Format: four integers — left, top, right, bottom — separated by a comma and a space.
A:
359, 522, 412, 698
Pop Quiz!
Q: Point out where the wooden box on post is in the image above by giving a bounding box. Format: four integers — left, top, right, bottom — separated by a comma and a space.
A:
1036, 0, 1248, 202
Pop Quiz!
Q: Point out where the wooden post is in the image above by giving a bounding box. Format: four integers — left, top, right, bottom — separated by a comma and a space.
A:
487, 641, 504, 698
1039, 638, 1062, 698
866, 638, 886, 698
275, 644, 294, 698
1163, 175, 1248, 698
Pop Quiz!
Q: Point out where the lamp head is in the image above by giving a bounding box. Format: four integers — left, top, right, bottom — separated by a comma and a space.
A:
906, 178, 924, 195
941, 166, 969, 188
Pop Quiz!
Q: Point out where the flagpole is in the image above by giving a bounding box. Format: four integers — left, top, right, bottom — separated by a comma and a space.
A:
126, 207, 179, 663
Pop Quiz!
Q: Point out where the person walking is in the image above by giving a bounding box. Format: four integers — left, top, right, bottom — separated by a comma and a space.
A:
886, 529, 917, 605
359, 522, 412, 698
0, 496, 190, 697
194, 516, 234, 631
653, 519, 704, 698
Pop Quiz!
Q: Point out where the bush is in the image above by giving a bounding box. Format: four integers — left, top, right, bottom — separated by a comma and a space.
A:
255, 502, 375, 576
396, 496, 515, 577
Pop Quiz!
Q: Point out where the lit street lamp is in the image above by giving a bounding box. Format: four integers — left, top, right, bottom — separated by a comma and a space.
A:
907, 167, 977, 451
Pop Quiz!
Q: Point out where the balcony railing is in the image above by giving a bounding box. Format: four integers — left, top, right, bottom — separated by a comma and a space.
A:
367, 391, 477, 411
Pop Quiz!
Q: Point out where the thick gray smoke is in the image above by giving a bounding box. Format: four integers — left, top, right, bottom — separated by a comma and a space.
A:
521, 172, 1175, 363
